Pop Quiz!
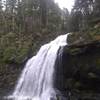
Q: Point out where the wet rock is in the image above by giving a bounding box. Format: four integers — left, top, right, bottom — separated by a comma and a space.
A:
54, 40, 100, 99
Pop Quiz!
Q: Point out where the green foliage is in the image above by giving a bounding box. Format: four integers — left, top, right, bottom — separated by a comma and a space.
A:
0, 32, 32, 63
69, 0, 100, 32
0, 0, 99, 65
0, 1, 71, 66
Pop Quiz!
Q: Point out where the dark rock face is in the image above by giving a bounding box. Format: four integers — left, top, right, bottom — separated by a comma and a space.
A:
54, 40, 100, 99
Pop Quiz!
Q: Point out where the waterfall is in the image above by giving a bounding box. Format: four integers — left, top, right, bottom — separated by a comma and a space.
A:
8, 33, 70, 100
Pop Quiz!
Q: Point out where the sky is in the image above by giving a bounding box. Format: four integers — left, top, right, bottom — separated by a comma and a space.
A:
55, 0, 75, 11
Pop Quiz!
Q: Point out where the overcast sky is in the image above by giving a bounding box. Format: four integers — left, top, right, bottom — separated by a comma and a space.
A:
54, 0, 75, 11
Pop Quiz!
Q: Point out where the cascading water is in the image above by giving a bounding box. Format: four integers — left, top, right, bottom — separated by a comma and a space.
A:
8, 33, 70, 100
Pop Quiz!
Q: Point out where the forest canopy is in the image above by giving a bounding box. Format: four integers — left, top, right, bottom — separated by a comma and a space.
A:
0, 0, 100, 63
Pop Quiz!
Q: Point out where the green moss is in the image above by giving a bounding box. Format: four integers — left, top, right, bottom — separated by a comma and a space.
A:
68, 48, 81, 55
3, 46, 17, 62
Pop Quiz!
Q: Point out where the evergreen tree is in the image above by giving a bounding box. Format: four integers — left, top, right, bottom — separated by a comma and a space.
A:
93, 0, 100, 17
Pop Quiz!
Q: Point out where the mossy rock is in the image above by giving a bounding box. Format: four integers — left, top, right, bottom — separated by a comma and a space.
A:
56, 40, 100, 94
67, 27, 100, 46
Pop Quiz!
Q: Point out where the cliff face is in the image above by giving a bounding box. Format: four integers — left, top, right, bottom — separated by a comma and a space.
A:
54, 40, 100, 99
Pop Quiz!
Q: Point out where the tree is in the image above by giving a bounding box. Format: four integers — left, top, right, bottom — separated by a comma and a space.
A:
61, 8, 70, 32
93, 0, 100, 17
71, 0, 98, 32
0, 0, 3, 34
40, 0, 47, 28
4, 0, 17, 32
0, 0, 71, 34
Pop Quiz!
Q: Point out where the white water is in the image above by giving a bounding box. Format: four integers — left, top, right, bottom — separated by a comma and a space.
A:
9, 33, 70, 100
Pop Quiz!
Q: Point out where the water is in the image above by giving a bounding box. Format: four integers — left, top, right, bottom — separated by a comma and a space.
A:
8, 33, 70, 100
